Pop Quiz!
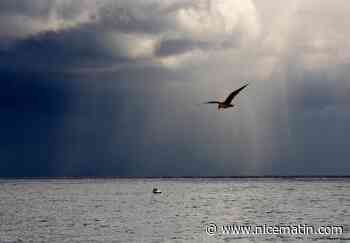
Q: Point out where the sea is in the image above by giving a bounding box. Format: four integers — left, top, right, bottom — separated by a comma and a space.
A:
0, 178, 349, 243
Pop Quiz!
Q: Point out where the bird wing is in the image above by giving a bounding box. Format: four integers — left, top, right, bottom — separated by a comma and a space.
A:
223, 84, 248, 105
204, 101, 221, 104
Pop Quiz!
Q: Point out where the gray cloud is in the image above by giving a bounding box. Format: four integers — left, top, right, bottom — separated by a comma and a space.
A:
155, 38, 209, 57
0, 1, 54, 17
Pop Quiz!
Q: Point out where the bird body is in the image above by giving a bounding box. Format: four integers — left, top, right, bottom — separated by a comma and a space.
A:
205, 84, 248, 110
218, 103, 234, 109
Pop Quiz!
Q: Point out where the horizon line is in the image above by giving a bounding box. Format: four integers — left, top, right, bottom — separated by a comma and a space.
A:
1, 175, 350, 180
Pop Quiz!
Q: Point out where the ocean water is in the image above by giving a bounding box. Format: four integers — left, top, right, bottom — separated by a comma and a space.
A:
0, 178, 349, 243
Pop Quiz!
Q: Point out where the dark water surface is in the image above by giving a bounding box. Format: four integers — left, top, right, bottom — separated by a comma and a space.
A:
0, 178, 349, 242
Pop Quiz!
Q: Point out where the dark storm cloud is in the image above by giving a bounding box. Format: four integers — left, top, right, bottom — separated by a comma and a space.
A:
2, 30, 118, 71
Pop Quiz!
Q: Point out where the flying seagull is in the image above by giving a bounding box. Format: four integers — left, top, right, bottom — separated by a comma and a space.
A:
205, 84, 248, 110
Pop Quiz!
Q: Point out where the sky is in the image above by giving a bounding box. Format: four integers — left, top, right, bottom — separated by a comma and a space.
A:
0, 0, 350, 177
